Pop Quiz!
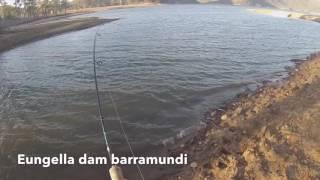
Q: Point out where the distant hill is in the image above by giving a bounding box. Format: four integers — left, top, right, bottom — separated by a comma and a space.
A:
266, 0, 320, 12
229, 0, 320, 12
160, 0, 320, 13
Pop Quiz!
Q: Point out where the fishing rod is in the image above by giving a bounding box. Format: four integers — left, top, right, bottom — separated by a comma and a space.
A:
92, 32, 145, 180
93, 32, 113, 165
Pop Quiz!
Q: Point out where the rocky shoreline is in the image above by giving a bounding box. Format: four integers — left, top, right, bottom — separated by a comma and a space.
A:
171, 53, 320, 179
249, 8, 320, 23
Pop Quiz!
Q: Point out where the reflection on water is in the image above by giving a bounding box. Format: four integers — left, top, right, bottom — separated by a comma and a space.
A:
0, 4, 320, 179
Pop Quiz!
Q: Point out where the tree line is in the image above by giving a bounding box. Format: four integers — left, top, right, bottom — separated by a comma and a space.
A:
0, 0, 154, 20
0, 0, 69, 19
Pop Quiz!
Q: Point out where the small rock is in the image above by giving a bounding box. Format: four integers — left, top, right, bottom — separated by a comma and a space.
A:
221, 114, 228, 121
217, 108, 225, 112
282, 124, 289, 129
235, 107, 242, 114
289, 82, 296, 87
253, 107, 259, 113
190, 162, 197, 168
217, 161, 227, 169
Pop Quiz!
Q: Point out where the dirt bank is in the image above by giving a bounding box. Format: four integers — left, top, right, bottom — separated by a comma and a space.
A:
0, 3, 157, 53
301, 15, 320, 23
67, 3, 158, 14
0, 3, 156, 30
249, 8, 320, 23
170, 53, 320, 179
0, 17, 118, 53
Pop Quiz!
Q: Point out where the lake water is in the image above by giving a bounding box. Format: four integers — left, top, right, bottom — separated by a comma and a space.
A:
1, 4, 320, 180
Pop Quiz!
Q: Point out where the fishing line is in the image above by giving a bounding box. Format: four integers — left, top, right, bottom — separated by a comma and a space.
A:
107, 91, 145, 180
93, 32, 145, 180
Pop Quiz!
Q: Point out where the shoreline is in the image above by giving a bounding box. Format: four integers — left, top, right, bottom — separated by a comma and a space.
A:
67, 2, 159, 14
0, 3, 158, 54
248, 8, 320, 23
171, 52, 320, 179
0, 17, 118, 53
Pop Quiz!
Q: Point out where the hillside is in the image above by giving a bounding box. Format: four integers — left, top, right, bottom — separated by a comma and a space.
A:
162, 0, 320, 13
234, 0, 320, 12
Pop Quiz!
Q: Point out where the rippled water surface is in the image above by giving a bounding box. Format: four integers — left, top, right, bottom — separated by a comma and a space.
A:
1, 4, 320, 179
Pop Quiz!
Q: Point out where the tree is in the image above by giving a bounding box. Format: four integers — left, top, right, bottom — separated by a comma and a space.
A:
40, 0, 50, 16
0, 0, 3, 32
60, 0, 69, 15
23, 0, 37, 18
0, 0, 5, 20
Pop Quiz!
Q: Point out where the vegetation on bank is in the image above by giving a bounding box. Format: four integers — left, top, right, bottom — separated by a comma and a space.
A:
2, 0, 320, 26
0, 0, 69, 19
0, 0, 155, 24
0, 17, 118, 52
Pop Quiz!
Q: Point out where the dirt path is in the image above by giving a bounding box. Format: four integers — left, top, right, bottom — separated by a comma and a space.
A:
171, 53, 320, 179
